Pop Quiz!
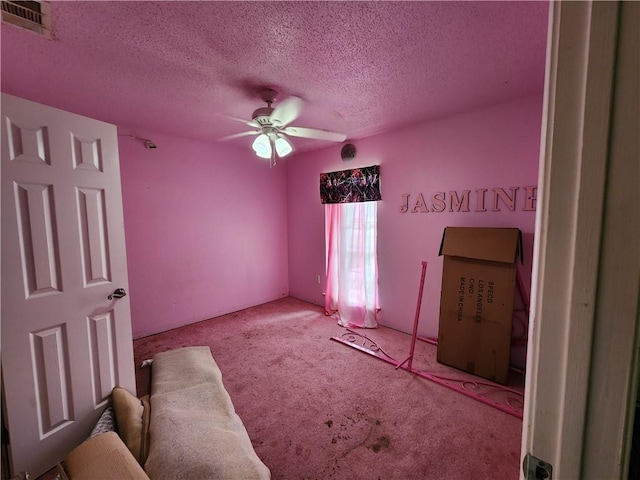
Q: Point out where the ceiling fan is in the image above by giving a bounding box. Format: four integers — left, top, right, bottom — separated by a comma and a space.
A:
221, 88, 347, 166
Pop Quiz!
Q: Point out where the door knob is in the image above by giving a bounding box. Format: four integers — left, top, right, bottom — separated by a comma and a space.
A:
107, 288, 127, 300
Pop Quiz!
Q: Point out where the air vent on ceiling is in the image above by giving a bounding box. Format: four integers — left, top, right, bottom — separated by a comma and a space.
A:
1, 1, 51, 38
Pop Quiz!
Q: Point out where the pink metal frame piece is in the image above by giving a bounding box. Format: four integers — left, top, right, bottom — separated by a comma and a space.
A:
395, 261, 428, 371
330, 260, 526, 419
331, 330, 525, 419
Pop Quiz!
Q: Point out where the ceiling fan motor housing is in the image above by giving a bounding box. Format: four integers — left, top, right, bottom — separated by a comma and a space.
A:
252, 107, 274, 126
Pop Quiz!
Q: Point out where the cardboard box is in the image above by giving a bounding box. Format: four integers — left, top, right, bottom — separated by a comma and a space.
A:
436, 227, 522, 385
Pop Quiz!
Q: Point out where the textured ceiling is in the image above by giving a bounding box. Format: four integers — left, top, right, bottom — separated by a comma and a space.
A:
1, 1, 549, 153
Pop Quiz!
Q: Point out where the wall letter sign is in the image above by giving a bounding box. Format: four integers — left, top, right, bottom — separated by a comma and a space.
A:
398, 186, 537, 213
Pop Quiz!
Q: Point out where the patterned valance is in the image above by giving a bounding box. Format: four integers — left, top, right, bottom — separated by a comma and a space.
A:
320, 165, 381, 204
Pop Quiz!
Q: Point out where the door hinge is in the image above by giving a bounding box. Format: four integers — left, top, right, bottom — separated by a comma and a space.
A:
523, 453, 553, 479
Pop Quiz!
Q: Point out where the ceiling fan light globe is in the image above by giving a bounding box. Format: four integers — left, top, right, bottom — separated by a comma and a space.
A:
252, 134, 272, 159
275, 136, 293, 157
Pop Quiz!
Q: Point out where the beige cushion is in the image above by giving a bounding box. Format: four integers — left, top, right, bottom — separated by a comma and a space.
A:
60, 431, 150, 480
139, 394, 151, 464
112, 386, 147, 464
144, 346, 271, 479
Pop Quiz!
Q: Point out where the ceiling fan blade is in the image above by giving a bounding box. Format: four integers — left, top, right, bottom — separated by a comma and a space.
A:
281, 126, 347, 142
270, 96, 304, 126
215, 113, 260, 128
233, 117, 261, 128
218, 130, 260, 141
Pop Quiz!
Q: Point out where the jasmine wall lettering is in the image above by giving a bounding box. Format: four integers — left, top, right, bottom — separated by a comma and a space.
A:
399, 186, 537, 213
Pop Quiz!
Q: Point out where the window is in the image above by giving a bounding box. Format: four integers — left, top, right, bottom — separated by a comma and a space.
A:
324, 201, 378, 328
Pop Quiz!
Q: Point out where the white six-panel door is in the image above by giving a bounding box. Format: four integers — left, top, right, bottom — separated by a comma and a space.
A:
1, 93, 136, 477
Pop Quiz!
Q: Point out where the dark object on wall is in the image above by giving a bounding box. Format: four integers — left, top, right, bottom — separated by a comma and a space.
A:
320, 165, 381, 204
437, 227, 522, 385
341, 143, 356, 162
118, 134, 157, 150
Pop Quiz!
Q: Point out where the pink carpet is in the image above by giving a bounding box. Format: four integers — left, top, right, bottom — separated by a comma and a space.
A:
134, 297, 523, 480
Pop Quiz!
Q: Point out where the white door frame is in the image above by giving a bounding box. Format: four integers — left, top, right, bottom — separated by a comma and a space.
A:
521, 1, 639, 479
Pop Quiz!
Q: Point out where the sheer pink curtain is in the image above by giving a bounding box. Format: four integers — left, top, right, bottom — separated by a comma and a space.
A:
324, 202, 378, 328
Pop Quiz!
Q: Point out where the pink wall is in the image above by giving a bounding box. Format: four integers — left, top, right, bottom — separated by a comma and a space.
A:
120, 94, 543, 349
287, 94, 543, 357
118, 129, 289, 338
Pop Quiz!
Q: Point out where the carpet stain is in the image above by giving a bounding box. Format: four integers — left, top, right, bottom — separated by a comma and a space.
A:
328, 410, 395, 460
269, 354, 285, 367
369, 435, 391, 453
